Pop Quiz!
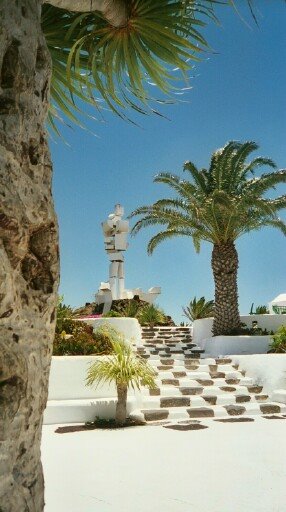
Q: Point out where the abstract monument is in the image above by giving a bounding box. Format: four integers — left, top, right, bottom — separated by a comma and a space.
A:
95, 204, 161, 313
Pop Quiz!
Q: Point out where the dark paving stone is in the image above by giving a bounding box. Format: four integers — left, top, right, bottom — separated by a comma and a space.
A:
210, 372, 226, 379
214, 417, 254, 423
180, 387, 203, 395
255, 394, 269, 402
187, 407, 215, 418
209, 365, 218, 372
224, 405, 246, 416
144, 410, 169, 421
149, 388, 160, 396
160, 397, 190, 408
260, 404, 280, 414
157, 365, 173, 371
220, 386, 236, 392
262, 415, 286, 420
196, 379, 214, 386
225, 379, 240, 385
203, 396, 217, 405
164, 423, 208, 431
215, 358, 232, 364
160, 359, 174, 365
162, 379, 179, 386
236, 395, 251, 403
248, 386, 263, 394
173, 372, 187, 378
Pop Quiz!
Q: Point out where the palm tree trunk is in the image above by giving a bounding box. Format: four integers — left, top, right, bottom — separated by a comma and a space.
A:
0, 2, 59, 511
211, 242, 240, 336
116, 383, 128, 426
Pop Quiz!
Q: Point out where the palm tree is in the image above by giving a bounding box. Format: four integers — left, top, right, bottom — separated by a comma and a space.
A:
130, 141, 286, 336
183, 296, 214, 322
86, 339, 157, 426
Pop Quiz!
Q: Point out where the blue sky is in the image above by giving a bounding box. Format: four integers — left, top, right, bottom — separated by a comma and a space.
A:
51, 1, 286, 324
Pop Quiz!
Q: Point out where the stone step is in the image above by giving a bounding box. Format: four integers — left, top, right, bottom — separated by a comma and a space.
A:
140, 393, 270, 410
142, 402, 286, 422
154, 376, 255, 388
142, 384, 265, 397
153, 369, 243, 380
146, 363, 237, 373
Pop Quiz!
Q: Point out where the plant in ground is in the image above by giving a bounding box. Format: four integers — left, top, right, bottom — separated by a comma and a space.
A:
249, 303, 269, 314
130, 141, 286, 336
183, 296, 214, 322
53, 322, 119, 355
86, 339, 157, 426
268, 326, 286, 353
137, 303, 167, 327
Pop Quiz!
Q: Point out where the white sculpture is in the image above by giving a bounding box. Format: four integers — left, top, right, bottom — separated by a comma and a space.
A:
95, 204, 161, 312
101, 203, 129, 300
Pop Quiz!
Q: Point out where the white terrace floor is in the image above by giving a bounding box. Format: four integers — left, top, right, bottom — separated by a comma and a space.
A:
42, 417, 286, 512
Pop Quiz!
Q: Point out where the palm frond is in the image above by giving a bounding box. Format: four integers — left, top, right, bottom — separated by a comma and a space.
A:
43, 0, 213, 130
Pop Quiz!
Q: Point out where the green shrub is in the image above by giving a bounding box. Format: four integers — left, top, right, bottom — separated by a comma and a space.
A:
53, 320, 121, 356
249, 303, 269, 315
269, 326, 286, 353
56, 296, 74, 334
137, 304, 166, 326
224, 321, 272, 336
182, 297, 214, 322
117, 299, 141, 318
103, 310, 122, 318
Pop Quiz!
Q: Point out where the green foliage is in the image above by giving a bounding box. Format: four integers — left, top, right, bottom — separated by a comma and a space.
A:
183, 296, 214, 322
103, 310, 122, 318
137, 304, 167, 326
86, 339, 157, 390
42, 1, 214, 130
225, 322, 271, 336
53, 328, 97, 356
53, 319, 121, 356
269, 326, 286, 353
55, 296, 74, 334
116, 299, 141, 318
130, 141, 286, 253
249, 303, 269, 314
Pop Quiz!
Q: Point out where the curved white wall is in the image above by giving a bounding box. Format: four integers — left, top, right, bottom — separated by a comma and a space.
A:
232, 354, 286, 395
193, 315, 286, 347
204, 335, 271, 357
82, 317, 142, 346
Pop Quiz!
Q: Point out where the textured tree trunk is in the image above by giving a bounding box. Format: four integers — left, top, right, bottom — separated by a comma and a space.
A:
0, 2, 59, 511
116, 384, 127, 426
211, 242, 240, 336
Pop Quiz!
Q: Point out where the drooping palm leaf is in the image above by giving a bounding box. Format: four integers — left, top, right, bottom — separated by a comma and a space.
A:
42, 1, 217, 129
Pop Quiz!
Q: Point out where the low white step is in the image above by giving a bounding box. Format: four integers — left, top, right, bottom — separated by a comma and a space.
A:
44, 397, 136, 425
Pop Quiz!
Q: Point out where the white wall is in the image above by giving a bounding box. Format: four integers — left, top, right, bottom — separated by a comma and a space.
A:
82, 317, 142, 346
232, 354, 286, 396
204, 335, 271, 357
45, 356, 140, 424
193, 315, 286, 347
48, 356, 118, 400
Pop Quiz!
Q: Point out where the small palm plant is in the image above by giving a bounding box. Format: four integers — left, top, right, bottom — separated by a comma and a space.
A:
86, 339, 157, 426
183, 297, 214, 322
137, 304, 166, 327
